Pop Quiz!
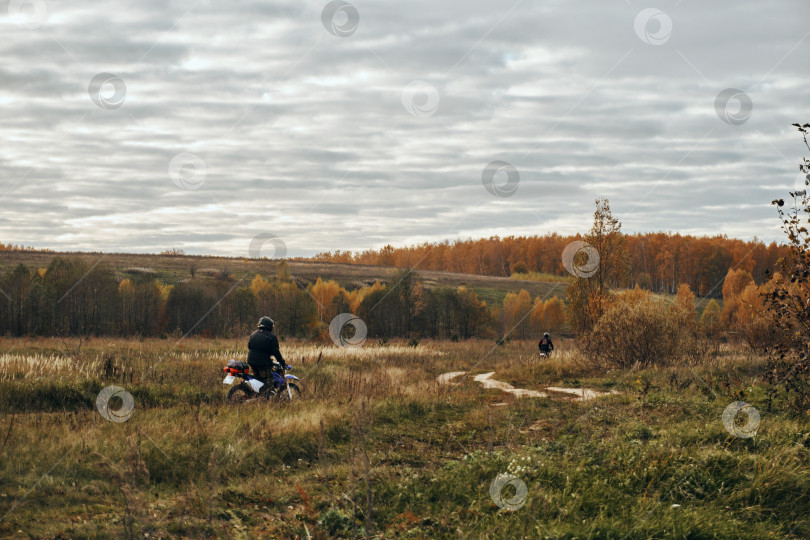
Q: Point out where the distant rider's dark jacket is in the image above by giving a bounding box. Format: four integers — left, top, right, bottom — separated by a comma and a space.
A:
538, 337, 554, 352
247, 328, 285, 369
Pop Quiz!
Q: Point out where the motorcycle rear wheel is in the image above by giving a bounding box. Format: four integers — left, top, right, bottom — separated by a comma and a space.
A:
227, 383, 256, 404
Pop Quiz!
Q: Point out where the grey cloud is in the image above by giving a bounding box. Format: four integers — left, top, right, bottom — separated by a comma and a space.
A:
0, 0, 808, 255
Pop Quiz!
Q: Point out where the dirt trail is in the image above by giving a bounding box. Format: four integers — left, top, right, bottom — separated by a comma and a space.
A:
545, 386, 619, 400
437, 371, 619, 401
472, 372, 548, 398
436, 371, 467, 385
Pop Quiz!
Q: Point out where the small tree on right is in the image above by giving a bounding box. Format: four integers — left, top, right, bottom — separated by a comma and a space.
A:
763, 122, 810, 411
566, 198, 630, 333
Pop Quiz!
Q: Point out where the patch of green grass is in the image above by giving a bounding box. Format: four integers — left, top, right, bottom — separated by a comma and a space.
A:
510, 271, 571, 284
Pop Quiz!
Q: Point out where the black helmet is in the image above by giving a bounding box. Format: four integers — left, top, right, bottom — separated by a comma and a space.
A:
544, 332, 550, 338
258, 316, 274, 331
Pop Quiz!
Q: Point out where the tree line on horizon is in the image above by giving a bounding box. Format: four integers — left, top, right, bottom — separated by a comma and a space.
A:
0, 199, 786, 342
0, 250, 761, 345
0, 257, 567, 340
0, 196, 799, 349
305, 231, 788, 298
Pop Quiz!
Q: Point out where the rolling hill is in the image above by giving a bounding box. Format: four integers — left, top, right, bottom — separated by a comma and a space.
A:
0, 250, 566, 307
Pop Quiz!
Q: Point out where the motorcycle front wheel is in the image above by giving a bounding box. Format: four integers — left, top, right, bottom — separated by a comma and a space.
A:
274, 383, 301, 402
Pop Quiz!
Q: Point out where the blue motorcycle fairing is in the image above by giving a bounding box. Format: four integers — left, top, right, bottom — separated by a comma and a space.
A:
285, 374, 299, 381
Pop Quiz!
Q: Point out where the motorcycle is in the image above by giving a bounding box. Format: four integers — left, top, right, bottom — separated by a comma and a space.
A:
222, 359, 301, 403
538, 349, 553, 359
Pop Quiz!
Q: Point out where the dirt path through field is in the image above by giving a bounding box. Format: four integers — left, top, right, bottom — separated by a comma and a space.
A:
436, 371, 467, 385
544, 386, 620, 400
437, 371, 619, 401
472, 372, 548, 398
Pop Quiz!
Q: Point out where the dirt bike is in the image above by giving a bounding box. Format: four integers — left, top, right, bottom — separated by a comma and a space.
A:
222, 359, 301, 403
538, 349, 553, 359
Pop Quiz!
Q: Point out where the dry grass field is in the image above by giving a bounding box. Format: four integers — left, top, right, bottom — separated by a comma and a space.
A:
0, 336, 806, 538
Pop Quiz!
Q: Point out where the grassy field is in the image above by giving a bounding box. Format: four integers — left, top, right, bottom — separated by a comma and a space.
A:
0, 336, 807, 538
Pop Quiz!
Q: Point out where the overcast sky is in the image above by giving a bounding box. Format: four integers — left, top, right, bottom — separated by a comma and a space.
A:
1, 0, 808, 258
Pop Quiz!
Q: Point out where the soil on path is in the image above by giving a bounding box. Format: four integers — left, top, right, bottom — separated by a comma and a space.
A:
437, 371, 619, 401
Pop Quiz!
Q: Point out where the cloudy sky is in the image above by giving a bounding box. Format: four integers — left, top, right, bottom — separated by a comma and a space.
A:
1, 0, 808, 257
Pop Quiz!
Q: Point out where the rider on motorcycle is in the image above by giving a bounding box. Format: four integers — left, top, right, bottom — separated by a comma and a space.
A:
247, 316, 286, 382
538, 332, 554, 355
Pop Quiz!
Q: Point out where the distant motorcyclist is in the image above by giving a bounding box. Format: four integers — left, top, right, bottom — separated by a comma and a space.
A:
538, 332, 554, 355
247, 316, 286, 382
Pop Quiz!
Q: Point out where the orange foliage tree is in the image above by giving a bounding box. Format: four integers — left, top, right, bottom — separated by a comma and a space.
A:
308, 278, 342, 322
307, 230, 786, 298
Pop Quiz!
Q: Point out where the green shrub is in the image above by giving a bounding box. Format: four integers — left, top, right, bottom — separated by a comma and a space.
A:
318, 508, 353, 537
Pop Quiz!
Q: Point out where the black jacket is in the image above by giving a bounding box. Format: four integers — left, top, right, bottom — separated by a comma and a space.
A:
247, 328, 285, 368
538, 337, 554, 351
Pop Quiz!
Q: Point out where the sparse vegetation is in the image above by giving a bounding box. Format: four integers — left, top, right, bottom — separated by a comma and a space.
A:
762, 123, 810, 414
